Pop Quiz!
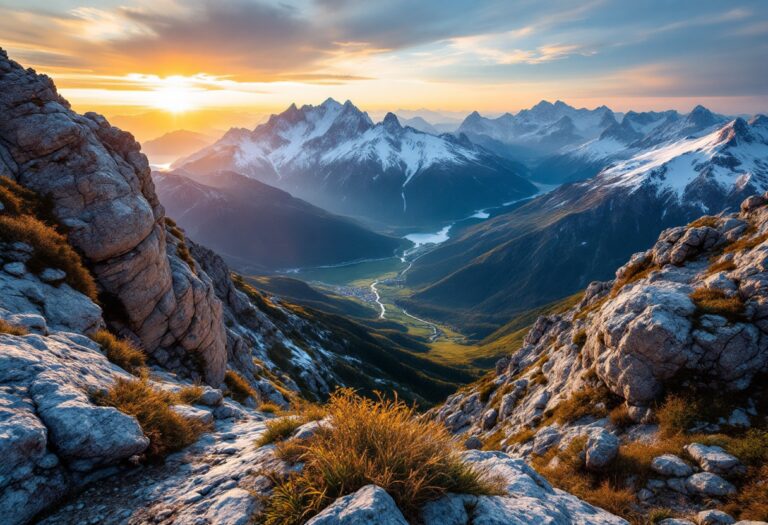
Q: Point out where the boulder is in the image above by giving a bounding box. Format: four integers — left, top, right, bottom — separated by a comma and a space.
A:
203, 488, 257, 525
685, 472, 736, 497
531, 426, 561, 456
171, 404, 214, 426
481, 408, 498, 430
585, 429, 619, 470
685, 443, 742, 476
651, 454, 693, 477
696, 510, 735, 525
456, 450, 627, 524
464, 436, 483, 450
305, 485, 408, 525
31, 378, 149, 471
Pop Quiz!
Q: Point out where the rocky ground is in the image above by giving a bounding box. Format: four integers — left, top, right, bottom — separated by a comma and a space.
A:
433, 194, 768, 522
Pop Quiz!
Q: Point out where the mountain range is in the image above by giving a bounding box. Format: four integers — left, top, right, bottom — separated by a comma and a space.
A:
153, 170, 402, 271
404, 114, 768, 336
175, 98, 537, 227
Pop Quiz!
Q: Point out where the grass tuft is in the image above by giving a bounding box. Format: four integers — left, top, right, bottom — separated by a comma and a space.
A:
689, 287, 745, 322
90, 330, 146, 375
546, 385, 616, 425
175, 384, 204, 405
656, 394, 696, 437
256, 416, 306, 447
94, 377, 207, 459
260, 389, 502, 524
0, 214, 98, 300
224, 370, 257, 404
608, 404, 634, 430
0, 319, 28, 336
688, 216, 719, 228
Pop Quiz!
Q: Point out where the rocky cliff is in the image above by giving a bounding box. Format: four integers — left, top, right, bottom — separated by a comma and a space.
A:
433, 194, 768, 522
0, 49, 227, 384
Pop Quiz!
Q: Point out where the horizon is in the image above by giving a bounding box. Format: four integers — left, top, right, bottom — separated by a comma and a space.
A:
2, 0, 767, 140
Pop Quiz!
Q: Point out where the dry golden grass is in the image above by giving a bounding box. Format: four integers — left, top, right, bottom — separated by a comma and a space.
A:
656, 394, 697, 437
608, 404, 634, 430
261, 389, 502, 525
689, 287, 745, 321
481, 428, 506, 451
723, 464, 768, 521
258, 402, 282, 414
532, 436, 640, 521
505, 427, 535, 446
688, 216, 719, 228
706, 258, 737, 276
0, 319, 28, 336
647, 508, 676, 523
94, 377, 207, 459
90, 330, 146, 375
256, 416, 306, 447
0, 215, 98, 300
723, 230, 768, 254
545, 385, 613, 425
224, 370, 257, 404
175, 385, 204, 405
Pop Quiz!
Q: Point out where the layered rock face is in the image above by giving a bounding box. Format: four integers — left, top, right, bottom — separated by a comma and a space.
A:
433, 194, 768, 520
0, 49, 226, 384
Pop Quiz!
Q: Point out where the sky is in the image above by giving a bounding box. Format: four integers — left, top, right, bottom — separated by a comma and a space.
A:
2, 0, 767, 140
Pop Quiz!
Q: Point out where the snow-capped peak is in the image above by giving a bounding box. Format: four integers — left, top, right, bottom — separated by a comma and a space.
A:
595, 117, 768, 197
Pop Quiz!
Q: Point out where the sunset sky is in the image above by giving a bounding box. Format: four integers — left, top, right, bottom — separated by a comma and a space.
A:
3, 0, 767, 140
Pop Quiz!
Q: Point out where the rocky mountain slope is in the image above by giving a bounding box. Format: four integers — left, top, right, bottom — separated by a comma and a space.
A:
175, 99, 536, 227
153, 170, 402, 272
432, 193, 768, 522
0, 48, 639, 525
405, 113, 768, 337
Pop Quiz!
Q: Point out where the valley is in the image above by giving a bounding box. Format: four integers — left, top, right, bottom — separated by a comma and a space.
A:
261, 190, 557, 373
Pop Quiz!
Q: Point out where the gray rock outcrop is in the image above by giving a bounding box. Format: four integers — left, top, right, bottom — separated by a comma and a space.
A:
0, 49, 226, 384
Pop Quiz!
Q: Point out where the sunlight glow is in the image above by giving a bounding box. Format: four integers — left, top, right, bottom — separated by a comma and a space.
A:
149, 77, 198, 113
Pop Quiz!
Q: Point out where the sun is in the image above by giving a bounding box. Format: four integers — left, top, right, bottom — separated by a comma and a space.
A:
151, 85, 194, 113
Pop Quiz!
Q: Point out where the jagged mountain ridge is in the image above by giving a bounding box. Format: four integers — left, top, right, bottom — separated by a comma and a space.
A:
457, 99, 621, 157
153, 170, 402, 271
405, 114, 768, 337
175, 98, 537, 226
530, 105, 730, 184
